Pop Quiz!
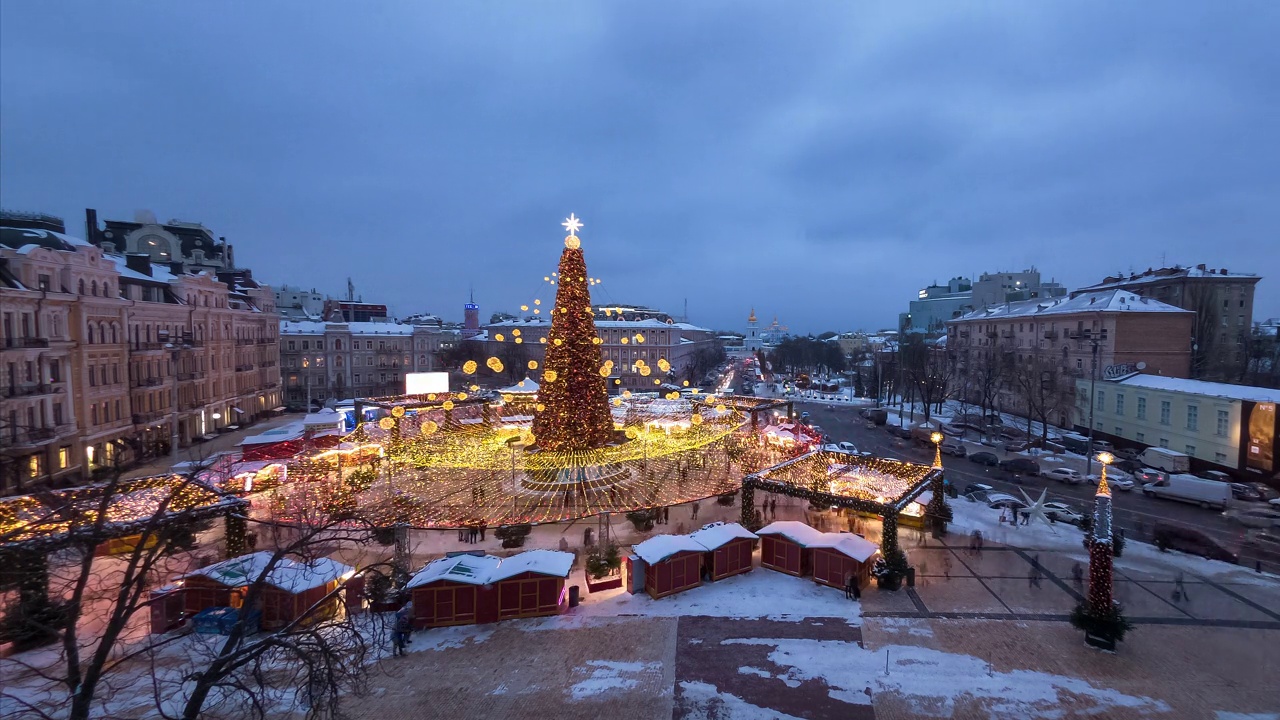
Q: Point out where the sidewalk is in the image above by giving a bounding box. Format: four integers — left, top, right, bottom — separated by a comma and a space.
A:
120, 413, 299, 479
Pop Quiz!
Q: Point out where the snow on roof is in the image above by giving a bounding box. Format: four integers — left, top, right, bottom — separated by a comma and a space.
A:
499, 377, 540, 394
755, 521, 827, 546
632, 534, 707, 564
488, 549, 574, 582
101, 253, 181, 284
809, 533, 879, 562
406, 553, 503, 588
688, 522, 758, 550
1110, 374, 1280, 404
1078, 266, 1259, 293
953, 289, 1188, 323
302, 408, 345, 428
187, 552, 352, 593
280, 320, 414, 335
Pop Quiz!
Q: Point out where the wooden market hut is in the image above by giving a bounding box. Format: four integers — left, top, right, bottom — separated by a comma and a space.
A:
179, 552, 354, 631
755, 521, 825, 577
633, 535, 707, 599
810, 533, 879, 591
488, 549, 575, 621
406, 553, 502, 628
688, 522, 758, 581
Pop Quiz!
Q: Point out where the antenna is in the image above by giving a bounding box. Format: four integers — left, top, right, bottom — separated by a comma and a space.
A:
347, 277, 355, 302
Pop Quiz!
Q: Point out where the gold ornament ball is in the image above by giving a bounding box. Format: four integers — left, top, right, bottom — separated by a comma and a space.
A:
420, 421, 438, 436
442, 400, 455, 410
565, 234, 581, 250
463, 360, 478, 375
378, 417, 394, 430
391, 405, 406, 418
528, 360, 538, 370
494, 333, 505, 342
691, 414, 703, 425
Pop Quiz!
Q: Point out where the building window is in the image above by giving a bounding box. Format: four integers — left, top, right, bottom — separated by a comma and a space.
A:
58, 446, 70, 469
1215, 452, 1227, 464
1159, 438, 1169, 449
28, 455, 42, 478
302, 340, 310, 350
288, 340, 296, 351
1115, 394, 1124, 416
1136, 397, 1147, 420
317, 340, 325, 351
1115, 426, 1123, 435
1186, 405, 1198, 432
1217, 410, 1229, 436
1136, 432, 1145, 442
1185, 445, 1196, 457
1159, 400, 1171, 425
1096, 390, 1105, 411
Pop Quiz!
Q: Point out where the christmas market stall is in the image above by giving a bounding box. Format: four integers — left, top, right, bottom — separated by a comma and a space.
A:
488, 549, 575, 620
631, 534, 707, 599
755, 521, 825, 577
810, 533, 879, 591
178, 551, 354, 631
688, 521, 758, 581
406, 553, 502, 628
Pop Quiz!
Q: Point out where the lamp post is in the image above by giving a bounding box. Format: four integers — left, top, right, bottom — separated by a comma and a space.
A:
302, 357, 312, 413
1083, 336, 1101, 480
167, 344, 181, 465
931, 431, 943, 469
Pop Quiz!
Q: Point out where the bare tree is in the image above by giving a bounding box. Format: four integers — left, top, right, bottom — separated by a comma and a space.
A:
1012, 345, 1074, 444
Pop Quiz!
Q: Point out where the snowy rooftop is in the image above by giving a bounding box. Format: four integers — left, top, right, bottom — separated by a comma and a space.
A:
688, 522, 758, 550
186, 552, 352, 593
407, 554, 503, 588
755, 521, 827, 546
809, 532, 879, 562
953, 289, 1188, 322
1109, 373, 1280, 404
487, 549, 575, 582
1078, 265, 1259, 292
280, 320, 415, 335
499, 377, 540, 394
632, 534, 707, 564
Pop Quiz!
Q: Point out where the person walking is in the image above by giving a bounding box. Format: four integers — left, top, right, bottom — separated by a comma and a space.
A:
844, 573, 854, 600
1071, 562, 1084, 591
691, 501, 699, 521
479, 522, 487, 542
469, 525, 478, 544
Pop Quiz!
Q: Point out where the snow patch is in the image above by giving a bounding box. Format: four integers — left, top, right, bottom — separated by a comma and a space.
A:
677, 681, 807, 720
568, 660, 662, 700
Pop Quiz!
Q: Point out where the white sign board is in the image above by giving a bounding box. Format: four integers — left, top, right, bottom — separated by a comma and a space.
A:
405, 372, 449, 395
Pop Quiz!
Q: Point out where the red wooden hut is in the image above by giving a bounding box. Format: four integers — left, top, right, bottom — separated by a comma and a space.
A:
688, 522, 758, 581
633, 535, 706, 599
810, 533, 879, 591
406, 553, 501, 628
755, 521, 825, 577
178, 552, 353, 631
487, 550, 574, 620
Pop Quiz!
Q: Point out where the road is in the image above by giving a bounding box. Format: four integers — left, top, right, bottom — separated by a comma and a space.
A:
796, 401, 1280, 573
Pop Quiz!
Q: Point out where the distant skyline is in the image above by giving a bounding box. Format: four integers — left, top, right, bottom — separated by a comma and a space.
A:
2, 2, 1278, 333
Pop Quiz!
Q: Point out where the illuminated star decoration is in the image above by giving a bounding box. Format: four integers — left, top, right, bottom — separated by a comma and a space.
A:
1019, 488, 1055, 531
562, 213, 583, 236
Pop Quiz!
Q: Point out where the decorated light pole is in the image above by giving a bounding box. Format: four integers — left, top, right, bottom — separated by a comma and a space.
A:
1073, 451, 1132, 650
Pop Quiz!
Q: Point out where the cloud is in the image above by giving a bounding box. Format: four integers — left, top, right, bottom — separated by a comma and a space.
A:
2, 1, 1277, 333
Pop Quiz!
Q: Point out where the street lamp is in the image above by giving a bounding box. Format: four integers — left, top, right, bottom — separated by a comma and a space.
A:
1096, 451, 1113, 494
930, 431, 943, 469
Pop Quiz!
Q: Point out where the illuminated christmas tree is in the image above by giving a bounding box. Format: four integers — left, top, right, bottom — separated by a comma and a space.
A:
1071, 454, 1133, 648
530, 215, 616, 452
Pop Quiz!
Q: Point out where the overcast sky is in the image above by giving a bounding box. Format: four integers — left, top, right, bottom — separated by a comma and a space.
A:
2, 2, 1277, 333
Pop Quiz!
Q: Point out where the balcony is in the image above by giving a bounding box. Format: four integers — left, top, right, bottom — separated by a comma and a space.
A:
5, 426, 58, 447
132, 342, 168, 351
235, 338, 256, 347
1000, 330, 1014, 338
3, 337, 50, 349
177, 372, 205, 382
1, 383, 59, 399
131, 376, 164, 388
235, 364, 255, 372
133, 412, 166, 425
985, 331, 999, 339
257, 337, 276, 345
1043, 330, 1058, 340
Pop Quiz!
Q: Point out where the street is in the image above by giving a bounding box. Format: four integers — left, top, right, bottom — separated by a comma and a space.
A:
796, 401, 1280, 573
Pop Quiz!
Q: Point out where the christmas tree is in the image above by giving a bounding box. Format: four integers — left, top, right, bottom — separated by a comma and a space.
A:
530, 215, 615, 452
1071, 456, 1133, 647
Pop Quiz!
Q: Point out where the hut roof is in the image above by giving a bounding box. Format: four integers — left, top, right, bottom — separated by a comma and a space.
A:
488, 549, 574, 582
406, 553, 502, 588
754, 520, 826, 546
810, 533, 878, 562
688, 522, 758, 550
186, 552, 352, 593
632, 534, 706, 564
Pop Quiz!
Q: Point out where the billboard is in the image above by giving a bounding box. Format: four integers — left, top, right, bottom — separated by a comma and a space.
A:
405, 372, 449, 395
1245, 401, 1276, 474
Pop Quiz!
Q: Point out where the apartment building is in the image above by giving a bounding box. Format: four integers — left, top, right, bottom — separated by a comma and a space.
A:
1, 216, 280, 495
1078, 374, 1279, 477
279, 319, 457, 407
946, 289, 1193, 428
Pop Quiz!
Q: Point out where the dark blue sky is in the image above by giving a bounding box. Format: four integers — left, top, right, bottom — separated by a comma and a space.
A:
3, 2, 1277, 333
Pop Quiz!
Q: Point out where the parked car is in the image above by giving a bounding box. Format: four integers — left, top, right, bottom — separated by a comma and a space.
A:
886, 425, 913, 439
1139, 447, 1192, 474
968, 451, 999, 467
1152, 524, 1238, 564
986, 493, 1027, 510
1195, 470, 1233, 483
1044, 468, 1084, 484
1143, 473, 1232, 510
1087, 470, 1135, 491
1243, 531, 1280, 554
1113, 458, 1144, 475
1244, 482, 1280, 502
999, 458, 1041, 476
940, 440, 967, 457
963, 482, 995, 497
1043, 502, 1085, 526
1225, 508, 1280, 530
823, 441, 860, 455
1002, 440, 1033, 453
1134, 467, 1168, 484
1115, 447, 1143, 462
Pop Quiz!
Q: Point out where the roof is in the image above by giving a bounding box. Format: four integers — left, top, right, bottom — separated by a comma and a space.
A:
632, 534, 707, 564
0, 226, 93, 251
688, 522, 758, 550
754, 520, 827, 546
809, 533, 878, 562
1078, 265, 1260, 293
186, 552, 352, 593
406, 554, 502, 588
1108, 374, 1280, 404
952, 289, 1188, 323
280, 320, 415, 336
499, 377, 540, 394
487, 549, 574, 581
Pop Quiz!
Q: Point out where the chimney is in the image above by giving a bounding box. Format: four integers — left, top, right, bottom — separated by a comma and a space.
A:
85, 208, 98, 243
170, 261, 184, 276
125, 253, 152, 277
1197, 263, 1206, 271
1220, 268, 1228, 275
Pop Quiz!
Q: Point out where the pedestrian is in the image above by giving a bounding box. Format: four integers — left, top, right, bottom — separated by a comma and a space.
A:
852, 582, 861, 601
976, 530, 984, 554
1174, 572, 1189, 602
664, 507, 670, 525
584, 527, 593, 547
844, 573, 854, 600
999, 508, 1008, 525
479, 522, 487, 542
458, 527, 465, 543
469, 526, 478, 544
771, 497, 778, 518
1071, 562, 1084, 590
692, 502, 699, 521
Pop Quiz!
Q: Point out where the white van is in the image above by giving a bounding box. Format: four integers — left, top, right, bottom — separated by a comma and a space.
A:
1142, 473, 1231, 509
1138, 447, 1191, 474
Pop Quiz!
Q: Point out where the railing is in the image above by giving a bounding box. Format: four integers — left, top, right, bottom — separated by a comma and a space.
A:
1, 383, 57, 398
177, 372, 205, 381
985, 331, 999, 338
235, 339, 256, 346
257, 338, 276, 345
133, 342, 167, 351
1000, 330, 1014, 338
27, 427, 55, 441
3, 337, 50, 349
235, 364, 254, 372
260, 360, 278, 368
1043, 330, 1058, 340
133, 412, 165, 425
131, 376, 164, 388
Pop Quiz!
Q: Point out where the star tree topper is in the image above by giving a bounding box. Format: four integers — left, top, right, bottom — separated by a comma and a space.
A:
562, 213, 583, 249
1018, 487, 1056, 531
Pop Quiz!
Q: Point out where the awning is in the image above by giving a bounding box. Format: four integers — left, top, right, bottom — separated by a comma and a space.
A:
233, 407, 244, 414
271, 406, 287, 412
